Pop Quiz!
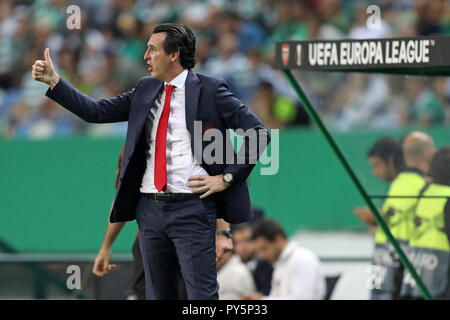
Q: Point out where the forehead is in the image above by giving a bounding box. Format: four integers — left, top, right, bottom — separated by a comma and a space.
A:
254, 237, 272, 248
148, 32, 166, 47
234, 228, 252, 239
369, 156, 385, 166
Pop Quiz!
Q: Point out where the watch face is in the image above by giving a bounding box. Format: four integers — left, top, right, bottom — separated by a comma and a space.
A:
224, 173, 233, 183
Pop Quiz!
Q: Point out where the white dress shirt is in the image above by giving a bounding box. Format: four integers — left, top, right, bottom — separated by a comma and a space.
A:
264, 241, 326, 300
140, 69, 209, 193
218, 254, 256, 300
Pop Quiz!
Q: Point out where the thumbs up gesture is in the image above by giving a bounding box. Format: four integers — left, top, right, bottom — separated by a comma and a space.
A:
32, 48, 60, 89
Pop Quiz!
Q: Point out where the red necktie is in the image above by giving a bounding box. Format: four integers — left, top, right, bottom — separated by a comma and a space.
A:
154, 84, 175, 192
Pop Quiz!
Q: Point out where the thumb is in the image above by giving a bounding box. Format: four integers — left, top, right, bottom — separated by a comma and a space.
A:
92, 259, 102, 275
44, 48, 53, 67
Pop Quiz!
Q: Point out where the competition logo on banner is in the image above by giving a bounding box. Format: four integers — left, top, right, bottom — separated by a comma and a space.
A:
275, 36, 450, 75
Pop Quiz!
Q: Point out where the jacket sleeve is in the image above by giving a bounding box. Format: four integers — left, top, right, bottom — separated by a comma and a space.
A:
45, 77, 137, 123
214, 78, 271, 183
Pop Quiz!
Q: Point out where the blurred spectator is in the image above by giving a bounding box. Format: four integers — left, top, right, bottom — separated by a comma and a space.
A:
202, 32, 253, 102
353, 137, 405, 234
328, 74, 394, 131
250, 81, 310, 129
243, 218, 326, 300
232, 222, 273, 296
214, 10, 266, 54
217, 250, 256, 300
402, 78, 446, 127
415, 0, 446, 36
316, 0, 351, 36
262, 0, 311, 58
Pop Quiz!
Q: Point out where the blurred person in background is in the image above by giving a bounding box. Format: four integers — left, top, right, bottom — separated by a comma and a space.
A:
329, 73, 393, 131
401, 77, 446, 127
415, 0, 447, 36
243, 218, 326, 300
217, 249, 256, 300
353, 137, 405, 232
369, 131, 435, 300
250, 81, 310, 129
262, 0, 311, 58
212, 10, 266, 55
202, 32, 252, 103
0, 1, 31, 89
400, 146, 450, 299
314, 0, 351, 38
232, 221, 273, 296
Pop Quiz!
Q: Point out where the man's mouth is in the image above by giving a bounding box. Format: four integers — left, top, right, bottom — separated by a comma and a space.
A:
147, 63, 152, 72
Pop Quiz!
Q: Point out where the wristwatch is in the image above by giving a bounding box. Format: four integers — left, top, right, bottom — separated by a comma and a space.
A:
223, 173, 234, 184
216, 229, 233, 239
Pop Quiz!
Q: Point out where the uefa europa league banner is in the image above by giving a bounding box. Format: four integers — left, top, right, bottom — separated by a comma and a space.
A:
275, 36, 450, 75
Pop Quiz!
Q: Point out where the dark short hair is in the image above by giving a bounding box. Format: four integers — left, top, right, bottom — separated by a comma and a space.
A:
429, 146, 450, 186
152, 23, 196, 69
251, 219, 287, 242
367, 137, 405, 172
231, 222, 253, 233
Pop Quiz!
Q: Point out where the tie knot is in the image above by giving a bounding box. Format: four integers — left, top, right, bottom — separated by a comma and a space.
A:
165, 84, 175, 93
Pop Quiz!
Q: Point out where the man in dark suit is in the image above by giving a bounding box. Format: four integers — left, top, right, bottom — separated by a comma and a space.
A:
31, 23, 270, 300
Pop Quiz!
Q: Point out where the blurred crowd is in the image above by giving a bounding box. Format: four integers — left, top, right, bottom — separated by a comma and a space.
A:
1, 0, 450, 139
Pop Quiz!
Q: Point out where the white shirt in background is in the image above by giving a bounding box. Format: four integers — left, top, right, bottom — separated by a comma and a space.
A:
218, 254, 256, 300
264, 241, 326, 300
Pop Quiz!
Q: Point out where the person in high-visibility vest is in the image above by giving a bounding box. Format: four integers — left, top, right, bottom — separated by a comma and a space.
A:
353, 137, 404, 232
400, 146, 450, 299
370, 131, 435, 300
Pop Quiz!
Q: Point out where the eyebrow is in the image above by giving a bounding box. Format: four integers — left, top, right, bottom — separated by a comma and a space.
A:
147, 44, 157, 49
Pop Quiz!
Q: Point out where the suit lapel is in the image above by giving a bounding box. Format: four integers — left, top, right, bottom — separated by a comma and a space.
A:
185, 70, 202, 162
131, 79, 163, 150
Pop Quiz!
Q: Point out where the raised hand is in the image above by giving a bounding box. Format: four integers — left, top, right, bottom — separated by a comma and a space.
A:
31, 48, 60, 89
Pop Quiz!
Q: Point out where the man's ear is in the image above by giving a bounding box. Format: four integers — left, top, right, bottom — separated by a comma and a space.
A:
387, 156, 395, 170
171, 51, 180, 63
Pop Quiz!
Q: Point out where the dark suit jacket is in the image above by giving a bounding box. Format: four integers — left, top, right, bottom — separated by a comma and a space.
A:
45, 70, 270, 223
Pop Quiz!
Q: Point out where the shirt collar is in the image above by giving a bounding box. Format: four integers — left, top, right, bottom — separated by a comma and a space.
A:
165, 69, 188, 89
274, 241, 296, 267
